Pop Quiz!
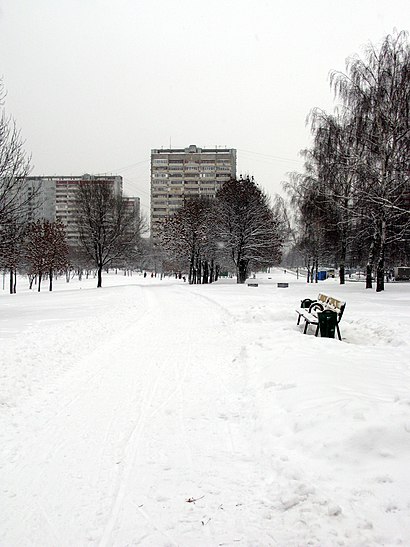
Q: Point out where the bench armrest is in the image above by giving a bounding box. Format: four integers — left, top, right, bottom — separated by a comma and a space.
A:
309, 302, 324, 313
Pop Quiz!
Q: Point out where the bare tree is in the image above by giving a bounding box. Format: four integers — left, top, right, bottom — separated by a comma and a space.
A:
284, 170, 333, 283
75, 179, 144, 287
307, 112, 365, 284
330, 30, 410, 291
215, 176, 283, 283
0, 219, 26, 293
160, 196, 218, 284
25, 220, 69, 291
286, 31, 410, 291
0, 79, 32, 260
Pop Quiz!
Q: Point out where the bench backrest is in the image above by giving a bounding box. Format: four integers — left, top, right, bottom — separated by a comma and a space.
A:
317, 293, 328, 305
325, 296, 346, 320
316, 293, 346, 319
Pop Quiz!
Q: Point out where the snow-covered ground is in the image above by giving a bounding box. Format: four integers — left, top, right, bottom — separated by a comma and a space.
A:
1, 269, 410, 546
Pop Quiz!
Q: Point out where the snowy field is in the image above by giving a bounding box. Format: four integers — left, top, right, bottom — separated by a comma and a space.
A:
1, 269, 410, 546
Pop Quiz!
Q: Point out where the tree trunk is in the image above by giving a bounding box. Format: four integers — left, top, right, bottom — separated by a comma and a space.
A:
339, 230, 347, 285
314, 257, 318, 283
209, 259, 214, 283
97, 264, 103, 288
49, 269, 53, 291
237, 258, 249, 284
189, 248, 195, 284
376, 221, 386, 293
196, 255, 201, 284
9, 269, 14, 294
366, 263, 373, 289
9, 268, 17, 294
339, 263, 345, 285
306, 257, 310, 283
366, 235, 376, 289
215, 264, 220, 282
202, 260, 209, 284
38, 272, 42, 292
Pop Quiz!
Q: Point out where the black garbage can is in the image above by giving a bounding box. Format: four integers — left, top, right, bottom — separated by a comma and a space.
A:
318, 310, 337, 338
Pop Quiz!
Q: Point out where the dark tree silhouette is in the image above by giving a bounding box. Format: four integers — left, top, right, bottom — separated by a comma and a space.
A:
330, 30, 410, 291
215, 176, 283, 283
285, 30, 410, 292
0, 79, 33, 281
160, 197, 217, 284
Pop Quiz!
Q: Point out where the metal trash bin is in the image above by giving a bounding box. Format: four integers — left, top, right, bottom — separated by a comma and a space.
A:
318, 310, 337, 338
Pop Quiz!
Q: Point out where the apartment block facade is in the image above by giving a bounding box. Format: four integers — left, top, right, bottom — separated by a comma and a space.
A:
150, 145, 236, 240
25, 174, 124, 244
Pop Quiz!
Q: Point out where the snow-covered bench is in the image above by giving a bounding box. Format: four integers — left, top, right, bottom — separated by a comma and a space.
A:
296, 293, 346, 340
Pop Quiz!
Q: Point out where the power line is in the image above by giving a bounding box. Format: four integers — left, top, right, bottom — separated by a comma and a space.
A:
122, 178, 150, 198
238, 148, 303, 164
97, 158, 149, 176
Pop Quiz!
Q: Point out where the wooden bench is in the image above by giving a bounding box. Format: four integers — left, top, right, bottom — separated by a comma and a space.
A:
296, 293, 346, 340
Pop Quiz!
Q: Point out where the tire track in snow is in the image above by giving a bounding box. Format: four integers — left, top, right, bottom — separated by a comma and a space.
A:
98, 286, 193, 546
2, 283, 262, 545
98, 360, 174, 547
98, 284, 239, 545
0, 286, 157, 545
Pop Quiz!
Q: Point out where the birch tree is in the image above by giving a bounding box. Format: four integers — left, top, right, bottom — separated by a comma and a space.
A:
330, 30, 410, 291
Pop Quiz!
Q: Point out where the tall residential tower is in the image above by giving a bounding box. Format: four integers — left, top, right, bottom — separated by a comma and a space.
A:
150, 145, 236, 240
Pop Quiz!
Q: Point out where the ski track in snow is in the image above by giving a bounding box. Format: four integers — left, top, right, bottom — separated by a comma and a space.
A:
1, 273, 410, 545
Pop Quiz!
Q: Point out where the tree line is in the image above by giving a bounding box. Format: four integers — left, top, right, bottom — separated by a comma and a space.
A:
158, 176, 284, 284
0, 180, 146, 293
284, 30, 410, 292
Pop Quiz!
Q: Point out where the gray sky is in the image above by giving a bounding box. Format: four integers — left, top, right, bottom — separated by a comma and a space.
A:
0, 0, 409, 216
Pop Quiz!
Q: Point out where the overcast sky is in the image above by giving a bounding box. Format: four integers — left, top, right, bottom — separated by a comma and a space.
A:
0, 0, 409, 216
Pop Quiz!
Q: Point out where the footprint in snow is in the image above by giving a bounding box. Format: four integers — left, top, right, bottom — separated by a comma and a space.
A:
232, 346, 248, 363
374, 474, 393, 484
264, 381, 296, 390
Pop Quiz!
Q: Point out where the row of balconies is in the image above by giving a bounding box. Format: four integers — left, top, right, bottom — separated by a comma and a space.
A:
153, 177, 228, 185
152, 184, 217, 193
152, 166, 231, 172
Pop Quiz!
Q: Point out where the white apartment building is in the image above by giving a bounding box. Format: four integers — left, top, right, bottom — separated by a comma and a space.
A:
123, 196, 141, 231
150, 145, 236, 240
25, 174, 124, 244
